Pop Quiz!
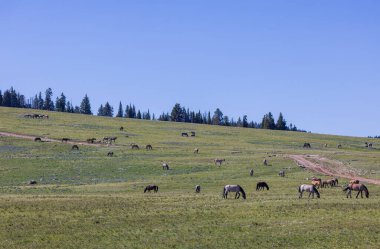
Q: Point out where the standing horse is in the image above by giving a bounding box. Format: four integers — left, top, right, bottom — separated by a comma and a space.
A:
263, 159, 268, 166
222, 185, 246, 199
249, 169, 254, 177
214, 159, 225, 166
162, 163, 170, 170
279, 170, 285, 177
343, 184, 369, 198
299, 184, 320, 199
146, 144, 153, 150
194, 148, 199, 154
311, 178, 322, 189
195, 185, 201, 193
256, 182, 269, 191
144, 185, 158, 193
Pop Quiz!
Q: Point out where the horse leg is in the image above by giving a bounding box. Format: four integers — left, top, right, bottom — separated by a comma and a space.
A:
299, 191, 303, 198
308, 192, 312, 199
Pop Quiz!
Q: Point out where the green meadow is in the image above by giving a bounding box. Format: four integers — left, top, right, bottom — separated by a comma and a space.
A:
0, 107, 379, 249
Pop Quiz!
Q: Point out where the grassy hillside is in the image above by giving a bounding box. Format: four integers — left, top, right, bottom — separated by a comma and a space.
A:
0, 107, 379, 249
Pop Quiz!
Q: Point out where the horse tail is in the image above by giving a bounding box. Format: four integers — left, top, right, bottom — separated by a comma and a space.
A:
362, 185, 369, 198
222, 186, 226, 198
238, 185, 246, 199
298, 185, 301, 193
313, 185, 320, 198
144, 187, 147, 193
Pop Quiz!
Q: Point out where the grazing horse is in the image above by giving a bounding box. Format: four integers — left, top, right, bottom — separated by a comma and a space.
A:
223, 185, 246, 199
144, 185, 158, 193
181, 132, 188, 137
343, 184, 369, 198
191, 131, 196, 137
71, 145, 79, 150
299, 184, 320, 199
34, 137, 42, 142
131, 144, 139, 150
214, 158, 225, 166
249, 169, 254, 177
119, 126, 124, 131
29, 180, 37, 185
107, 151, 114, 157
162, 163, 169, 170
279, 170, 285, 177
322, 178, 339, 188
62, 138, 70, 142
256, 182, 269, 191
195, 185, 201, 193
146, 144, 153, 150
311, 177, 322, 189
303, 143, 311, 148
194, 148, 199, 154
263, 159, 268, 166
338, 144, 342, 149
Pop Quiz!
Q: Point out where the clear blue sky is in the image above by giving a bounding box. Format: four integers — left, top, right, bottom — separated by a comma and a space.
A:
1, 1, 379, 137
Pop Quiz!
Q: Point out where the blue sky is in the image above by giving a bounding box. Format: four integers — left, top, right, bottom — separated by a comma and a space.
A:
1, 1, 379, 137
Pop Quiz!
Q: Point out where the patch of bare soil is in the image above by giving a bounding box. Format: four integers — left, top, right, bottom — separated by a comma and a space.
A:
0, 131, 108, 147
287, 154, 380, 185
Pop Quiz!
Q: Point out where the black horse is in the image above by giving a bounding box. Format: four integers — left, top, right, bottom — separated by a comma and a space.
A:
144, 185, 158, 193
303, 143, 311, 148
256, 182, 269, 191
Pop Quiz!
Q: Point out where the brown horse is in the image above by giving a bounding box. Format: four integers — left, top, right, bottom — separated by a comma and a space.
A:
146, 144, 153, 150
214, 159, 225, 166
131, 144, 139, 150
107, 151, 114, 157
72, 145, 79, 150
34, 137, 42, 142
322, 178, 339, 188
343, 184, 369, 198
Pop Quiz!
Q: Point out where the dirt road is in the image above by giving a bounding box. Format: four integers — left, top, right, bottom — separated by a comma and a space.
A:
287, 154, 380, 185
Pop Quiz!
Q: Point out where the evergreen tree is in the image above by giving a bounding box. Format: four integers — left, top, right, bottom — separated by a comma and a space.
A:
97, 104, 104, 116
212, 108, 223, 125
116, 101, 123, 117
80, 94, 92, 115
242, 115, 248, 128
43, 88, 54, 110
103, 102, 113, 117
38, 92, 44, 109
207, 111, 212, 124
170, 103, 184, 122
145, 109, 151, 120
237, 117, 242, 127
223, 116, 230, 126
55, 93, 66, 112
276, 112, 287, 130
0, 90, 2, 106
261, 112, 275, 129
74, 106, 80, 113
136, 110, 142, 119
2, 90, 11, 106
152, 113, 156, 120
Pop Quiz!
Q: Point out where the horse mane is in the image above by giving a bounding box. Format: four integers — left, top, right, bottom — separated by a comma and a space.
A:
238, 185, 246, 199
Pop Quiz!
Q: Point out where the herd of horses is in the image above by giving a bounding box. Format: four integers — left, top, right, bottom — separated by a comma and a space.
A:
29, 120, 372, 200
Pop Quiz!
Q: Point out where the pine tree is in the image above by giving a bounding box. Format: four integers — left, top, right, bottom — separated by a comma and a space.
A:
55, 93, 66, 112
207, 112, 212, 124
136, 110, 142, 119
97, 104, 104, 116
2, 90, 11, 106
261, 112, 275, 129
43, 88, 54, 110
0, 90, 2, 106
38, 92, 44, 109
103, 102, 113, 117
212, 108, 223, 125
116, 101, 123, 117
242, 115, 248, 128
80, 94, 92, 115
276, 112, 287, 130
171, 103, 184, 122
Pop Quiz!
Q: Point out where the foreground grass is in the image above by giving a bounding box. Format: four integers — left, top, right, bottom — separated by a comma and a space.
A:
0, 107, 380, 248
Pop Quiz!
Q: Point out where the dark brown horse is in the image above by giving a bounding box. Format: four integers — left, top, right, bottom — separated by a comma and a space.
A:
62, 138, 70, 142
256, 182, 269, 191
181, 132, 188, 137
343, 184, 369, 198
144, 185, 158, 193
303, 143, 311, 148
146, 144, 153, 150
87, 138, 96, 143
131, 144, 139, 150
107, 151, 114, 157
34, 137, 42, 142
71, 145, 79, 150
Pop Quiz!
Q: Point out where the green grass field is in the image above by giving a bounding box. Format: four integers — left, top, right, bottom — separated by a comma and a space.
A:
0, 107, 379, 248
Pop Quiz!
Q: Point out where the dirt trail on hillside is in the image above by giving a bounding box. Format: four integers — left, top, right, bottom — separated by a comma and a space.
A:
0, 131, 107, 147
287, 154, 380, 185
